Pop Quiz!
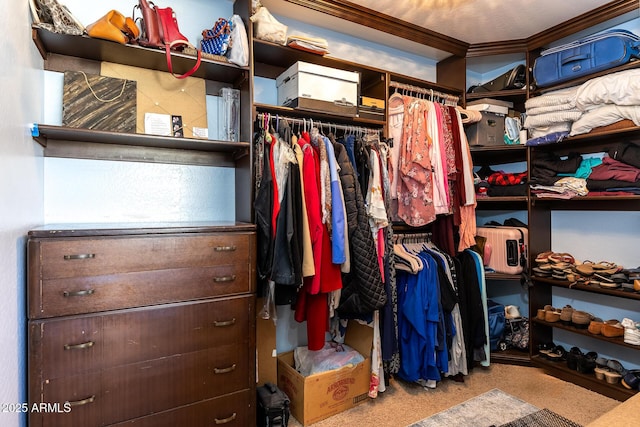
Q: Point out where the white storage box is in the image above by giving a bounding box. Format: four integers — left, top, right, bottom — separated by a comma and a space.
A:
276, 62, 360, 116
466, 98, 513, 115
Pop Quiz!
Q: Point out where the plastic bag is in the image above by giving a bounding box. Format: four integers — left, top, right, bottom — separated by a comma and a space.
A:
294, 342, 365, 377
250, 6, 287, 45
227, 15, 249, 67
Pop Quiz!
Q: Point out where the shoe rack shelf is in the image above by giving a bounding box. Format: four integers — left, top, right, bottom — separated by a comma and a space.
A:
532, 277, 640, 302
532, 318, 640, 351
531, 355, 636, 401
528, 121, 640, 400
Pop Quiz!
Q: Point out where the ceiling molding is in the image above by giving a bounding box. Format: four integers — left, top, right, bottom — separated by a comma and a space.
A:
466, 40, 529, 58
526, 0, 639, 50
284, 0, 469, 57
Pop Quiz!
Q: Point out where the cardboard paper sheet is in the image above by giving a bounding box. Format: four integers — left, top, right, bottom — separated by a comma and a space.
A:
101, 62, 208, 138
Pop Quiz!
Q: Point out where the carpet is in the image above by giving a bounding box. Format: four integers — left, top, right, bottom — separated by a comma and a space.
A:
408, 388, 539, 427
498, 408, 584, 427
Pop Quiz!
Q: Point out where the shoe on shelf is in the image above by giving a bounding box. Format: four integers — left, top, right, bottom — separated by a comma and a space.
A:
621, 370, 640, 390
594, 366, 608, 381
571, 310, 593, 329
545, 308, 562, 323
588, 319, 604, 335
606, 359, 628, 376
577, 351, 598, 374
601, 321, 625, 338
560, 305, 574, 324
505, 305, 521, 320
604, 370, 622, 384
538, 342, 555, 357
546, 345, 567, 362
566, 346, 583, 370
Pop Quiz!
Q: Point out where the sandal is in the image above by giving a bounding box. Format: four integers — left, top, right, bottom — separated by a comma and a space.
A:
548, 252, 575, 264
535, 251, 554, 264
546, 345, 567, 361
575, 261, 595, 276
593, 261, 617, 271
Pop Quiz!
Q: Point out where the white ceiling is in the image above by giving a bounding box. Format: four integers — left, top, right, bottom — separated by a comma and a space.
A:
261, 0, 637, 71
346, 0, 615, 45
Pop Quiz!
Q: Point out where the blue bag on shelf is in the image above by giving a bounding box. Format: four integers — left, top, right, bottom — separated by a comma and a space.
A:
201, 18, 233, 56
533, 29, 640, 88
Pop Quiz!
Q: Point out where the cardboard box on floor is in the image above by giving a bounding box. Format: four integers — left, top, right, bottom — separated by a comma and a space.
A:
277, 321, 372, 426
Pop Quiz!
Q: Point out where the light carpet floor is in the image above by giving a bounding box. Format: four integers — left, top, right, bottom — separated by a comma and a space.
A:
287, 364, 620, 427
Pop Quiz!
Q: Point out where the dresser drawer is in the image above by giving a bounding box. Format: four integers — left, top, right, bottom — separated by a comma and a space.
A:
32, 233, 252, 280
31, 263, 252, 318
28, 231, 256, 319
107, 390, 252, 427
29, 371, 102, 427
30, 296, 254, 379
32, 345, 250, 426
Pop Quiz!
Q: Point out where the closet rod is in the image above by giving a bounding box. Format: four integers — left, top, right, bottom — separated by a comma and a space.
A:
393, 231, 432, 244
255, 112, 382, 134
389, 81, 460, 105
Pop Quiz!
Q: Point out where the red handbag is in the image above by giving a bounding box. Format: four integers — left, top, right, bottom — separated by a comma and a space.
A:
136, 0, 201, 79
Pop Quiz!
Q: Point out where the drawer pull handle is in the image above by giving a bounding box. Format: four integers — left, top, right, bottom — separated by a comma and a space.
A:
63, 253, 96, 260
64, 341, 95, 351
214, 413, 237, 424
214, 364, 236, 374
213, 275, 236, 283
67, 395, 95, 407
63, 289, 95, 297
214, 245, 237, 252
213, 318, 236, 327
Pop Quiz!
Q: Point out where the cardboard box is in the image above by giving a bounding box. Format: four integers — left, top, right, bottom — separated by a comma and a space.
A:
277, 322, 372, 426
276, 61, 360, 117
465, 111, 506, 146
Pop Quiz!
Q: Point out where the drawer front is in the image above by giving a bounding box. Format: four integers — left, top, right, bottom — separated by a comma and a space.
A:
107, 390, 252, 427
36, 233, 252, 279
35, 264, 251, 318
30, 371, 103, 427
34, 345, 250, 426
32, 296, 253, 379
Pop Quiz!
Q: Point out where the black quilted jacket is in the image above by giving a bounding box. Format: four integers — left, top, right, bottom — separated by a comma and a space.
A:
332, 140, 387, 315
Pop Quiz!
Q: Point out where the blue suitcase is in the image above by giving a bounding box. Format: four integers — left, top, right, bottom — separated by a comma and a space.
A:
533, 29, 640, 88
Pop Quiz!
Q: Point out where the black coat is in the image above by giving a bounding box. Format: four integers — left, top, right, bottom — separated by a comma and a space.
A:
333, 140, 387, 315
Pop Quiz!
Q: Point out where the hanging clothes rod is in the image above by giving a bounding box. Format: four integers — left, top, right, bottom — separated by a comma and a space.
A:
389, 81, 460, 106
255, 111, 382, 135
392, 231, 432, 244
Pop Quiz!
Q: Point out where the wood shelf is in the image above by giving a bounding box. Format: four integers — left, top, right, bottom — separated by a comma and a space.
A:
531, 355, 637, 401
532, 318, 640, 351
531, 276, 640, 301
465, 88, 527, 102
27, 222, 256, 238
254, 103, 385, 128
477, 196, 528, 205
253, 39, 386, 88
531, 60, 640, 95
485, 272, 525, 281
32, 26, 248, 83
32, 124, 250, 166
470, 144, 528, 165
491, 349, 531, 366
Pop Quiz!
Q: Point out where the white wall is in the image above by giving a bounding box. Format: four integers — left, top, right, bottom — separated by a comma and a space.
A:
0, 2, 45, 426
42, 0, 238, 224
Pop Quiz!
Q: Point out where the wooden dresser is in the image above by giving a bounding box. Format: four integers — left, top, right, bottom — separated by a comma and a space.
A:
27, 223, 256, 427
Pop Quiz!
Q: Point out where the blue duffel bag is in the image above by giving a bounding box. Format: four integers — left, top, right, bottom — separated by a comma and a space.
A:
533, 29, 640, 88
